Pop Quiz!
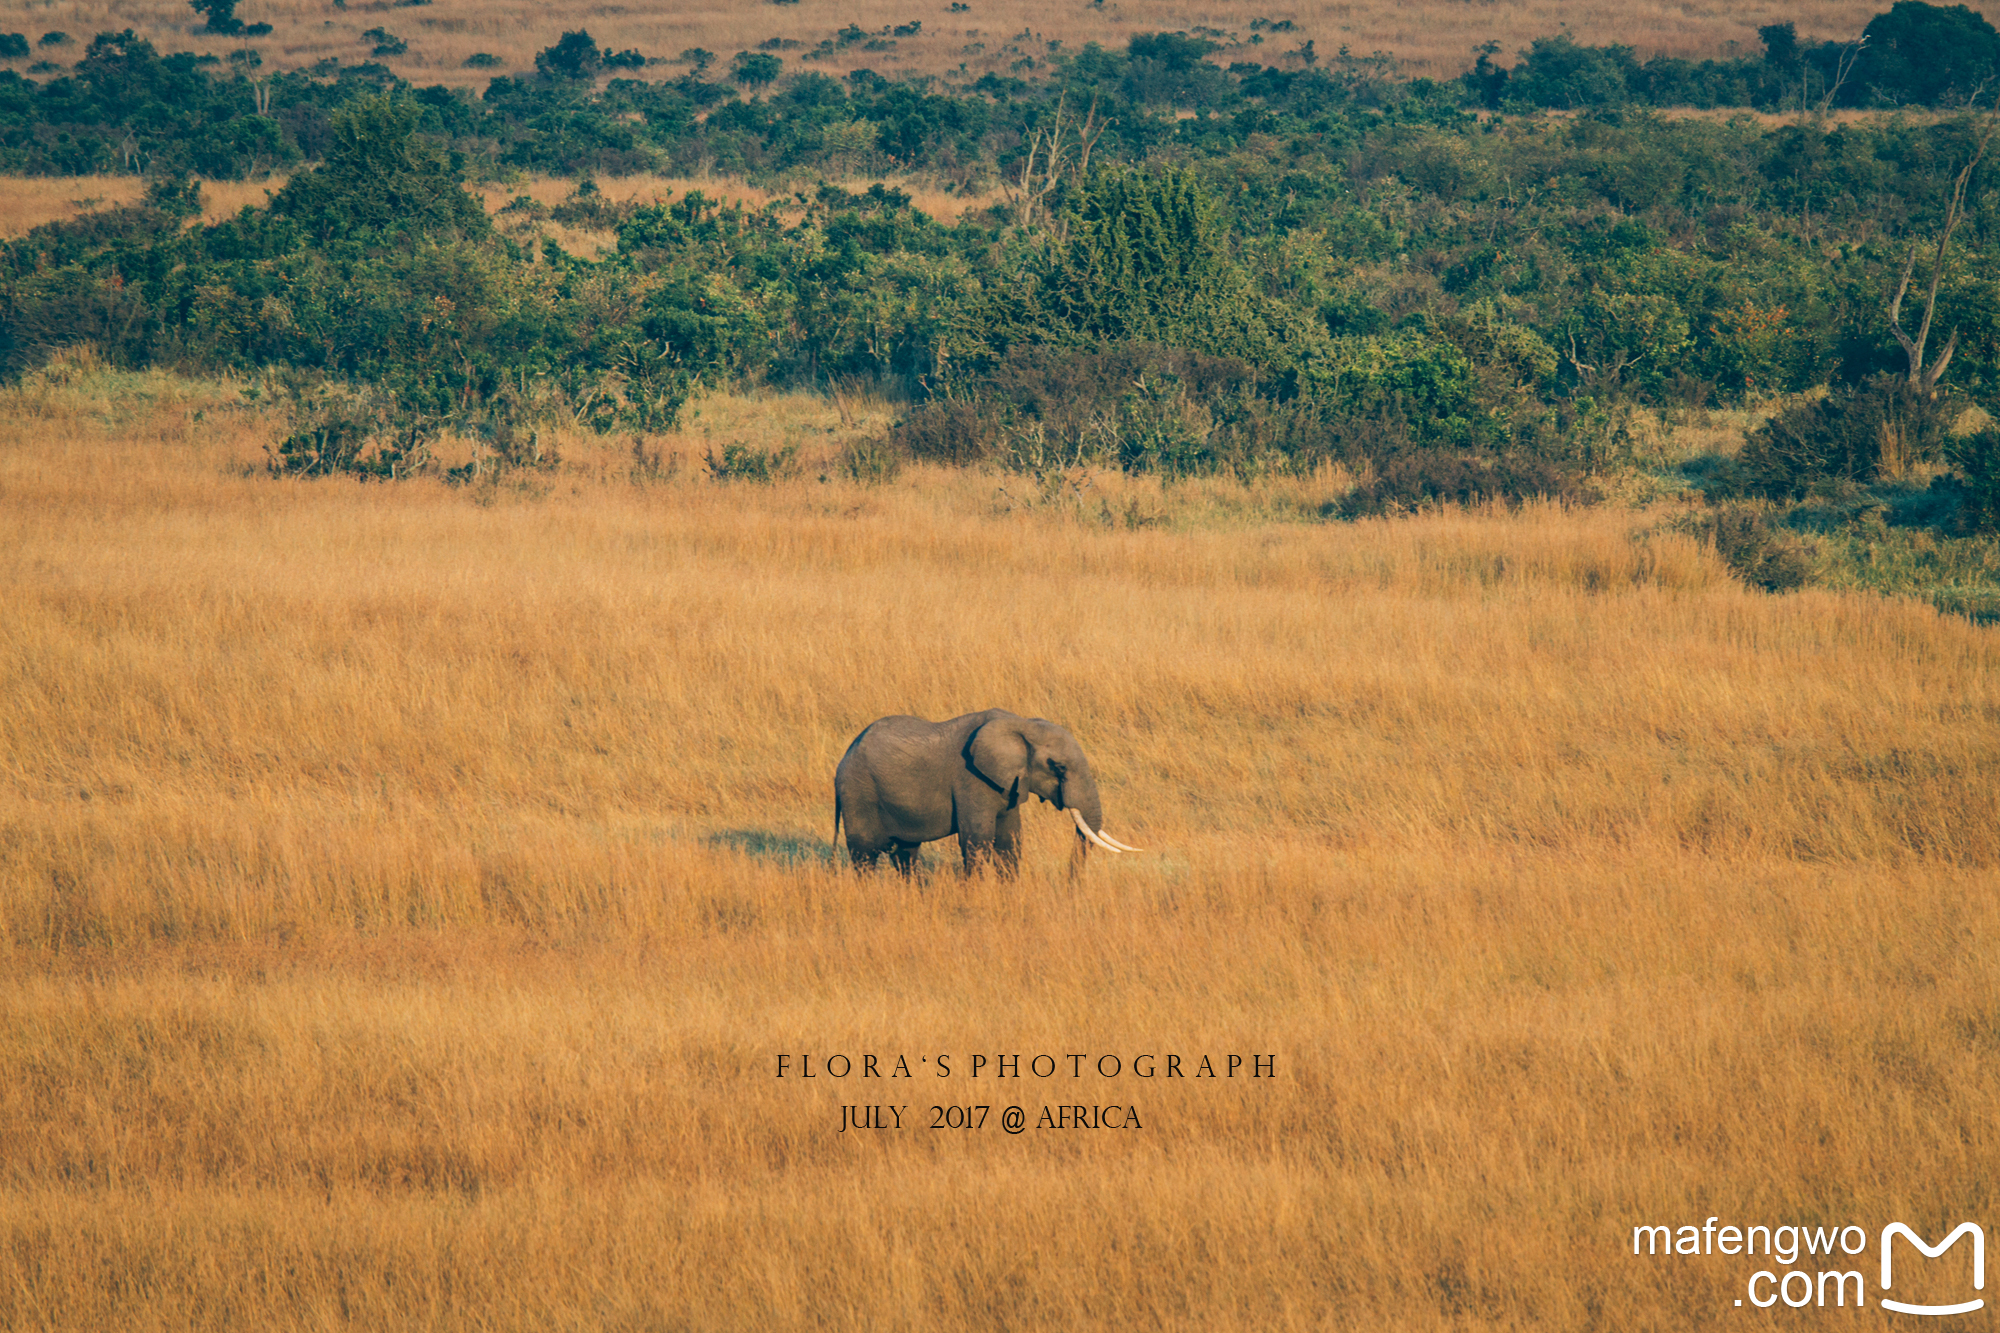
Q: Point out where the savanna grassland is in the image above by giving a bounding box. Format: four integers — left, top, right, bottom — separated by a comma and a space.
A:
1, 0, 1955, 90
3, 363, 1998, 1330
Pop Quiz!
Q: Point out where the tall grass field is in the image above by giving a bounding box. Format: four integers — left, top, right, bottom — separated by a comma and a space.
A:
2, 366, 1997, 1329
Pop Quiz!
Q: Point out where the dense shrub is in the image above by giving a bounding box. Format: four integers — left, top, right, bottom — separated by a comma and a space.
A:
1477, 3, 2000, 111
535, 31, 602, 81
890, 344, 1257, 471
1676, 506, 1815, 590
268, 94, 488, 242
189, 0, 244, 36
267, 379, 434, 478
1735, 377, 1947, 498
835, 432, 906, 484
1504, 36, 1639, 110
1209, 395, 1404, 472
1948, 431, 2000, 533
883, 340, 1604, 487
1338, 450, 1597, 518
704, 441, 798, 481
1122, 32, 1230, 108
731, 52, 782, 88
548, 176, 631, 227
10, 9, 2000, 518
1855, 2, 2000, 107
890, 396, 1000, 465
1027, 168, 1283, 367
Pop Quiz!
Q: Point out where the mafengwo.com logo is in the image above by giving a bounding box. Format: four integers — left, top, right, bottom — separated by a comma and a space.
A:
1633, 1219, 1984, 1314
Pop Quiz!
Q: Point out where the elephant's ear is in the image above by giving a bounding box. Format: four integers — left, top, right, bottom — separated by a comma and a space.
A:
967, 718, 1028, 796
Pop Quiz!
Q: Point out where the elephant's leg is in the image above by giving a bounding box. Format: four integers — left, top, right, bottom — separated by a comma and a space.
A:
845, 828, 891, 871
953, 788, 1008, 876
991, 806, 1023, 878
889, 842, 920, 876
958, 822, 1019, 876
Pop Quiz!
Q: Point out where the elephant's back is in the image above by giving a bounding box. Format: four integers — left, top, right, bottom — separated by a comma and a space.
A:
842, 710, 1011, 765
844, 714, 948, 769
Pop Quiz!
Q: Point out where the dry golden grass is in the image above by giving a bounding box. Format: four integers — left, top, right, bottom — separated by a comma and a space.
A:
0, 171, 982, 245
0, 174, 282, 236
2, 364, 1998, 1329
6, 0, 1985, 90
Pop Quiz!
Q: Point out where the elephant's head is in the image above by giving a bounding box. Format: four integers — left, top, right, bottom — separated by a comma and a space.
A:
968, 715, 1139, 858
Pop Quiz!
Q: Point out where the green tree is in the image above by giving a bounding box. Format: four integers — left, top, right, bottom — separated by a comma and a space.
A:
268, 96, 489, 244
1033, 166, 1278, 365
731, 51, 782, 89
188, 0, 242, 36
1857, 2, 2000, 106
535, 30, 603, 81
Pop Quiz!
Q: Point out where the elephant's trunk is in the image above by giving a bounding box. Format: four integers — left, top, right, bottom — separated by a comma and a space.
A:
1061, 755, 1141, 858
1065, 768, 1105, 845
1066, 773, 1143, 855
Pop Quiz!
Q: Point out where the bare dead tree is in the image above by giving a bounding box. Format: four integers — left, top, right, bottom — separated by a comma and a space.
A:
1072, 95, 1108, 182
1003, 93, 1063, 229
1811, 37, 1864, 120
1563, 331, 1642, 395
1887, 90, 2000, 397
1001, 92, 1111, 231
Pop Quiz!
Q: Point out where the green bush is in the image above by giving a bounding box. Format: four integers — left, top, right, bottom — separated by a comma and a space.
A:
1503, 35, 1637, 110
267, 379, 435, 479
536, 30, 602, 80
549, 177, 632, 229
731, 51, 782, 88
268, 95, 489, 243
1031, 167, 1283, 367
1337, 450, 1597, 518
836, 433, 906, 484
1735, 377, 1946, 499
1856, 1, 2000, 107
890, 396, 995, 465
703, 441, 798, 482
1949, 430, 2000, 534
1675, 505, 1815, 590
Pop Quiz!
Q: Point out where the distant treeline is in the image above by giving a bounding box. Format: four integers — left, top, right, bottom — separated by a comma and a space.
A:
4, 6, 2000, 537
2, 2, 2000, 179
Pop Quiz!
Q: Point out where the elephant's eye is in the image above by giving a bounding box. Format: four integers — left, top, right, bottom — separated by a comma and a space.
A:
1048, 760, 1067, 779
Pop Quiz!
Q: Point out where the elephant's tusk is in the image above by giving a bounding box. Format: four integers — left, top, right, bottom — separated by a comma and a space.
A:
1069, 808, 1124, 853
1098, 832, 1143, 853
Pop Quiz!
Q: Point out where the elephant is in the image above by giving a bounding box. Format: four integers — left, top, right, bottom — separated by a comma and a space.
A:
833, 709, 1140, 875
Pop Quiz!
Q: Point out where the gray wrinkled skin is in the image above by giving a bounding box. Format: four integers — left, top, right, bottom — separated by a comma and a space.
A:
834, 709, 1108, 875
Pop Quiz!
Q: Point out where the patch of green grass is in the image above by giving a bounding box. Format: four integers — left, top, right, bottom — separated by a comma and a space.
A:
1800, 517, 2000, 623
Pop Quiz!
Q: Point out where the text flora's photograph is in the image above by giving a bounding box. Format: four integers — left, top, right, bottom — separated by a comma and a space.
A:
2, 0, 1999, 1324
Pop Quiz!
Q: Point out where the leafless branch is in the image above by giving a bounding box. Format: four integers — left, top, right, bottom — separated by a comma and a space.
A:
1812, 37, 1864, 119
1887, 86, 1999, 394
999, 93, 1112, 233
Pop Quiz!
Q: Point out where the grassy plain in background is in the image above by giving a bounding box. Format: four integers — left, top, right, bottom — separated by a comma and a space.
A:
0, 173, 986, 258
1, 367, 1997, 1329
2, 0, 1985, 90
